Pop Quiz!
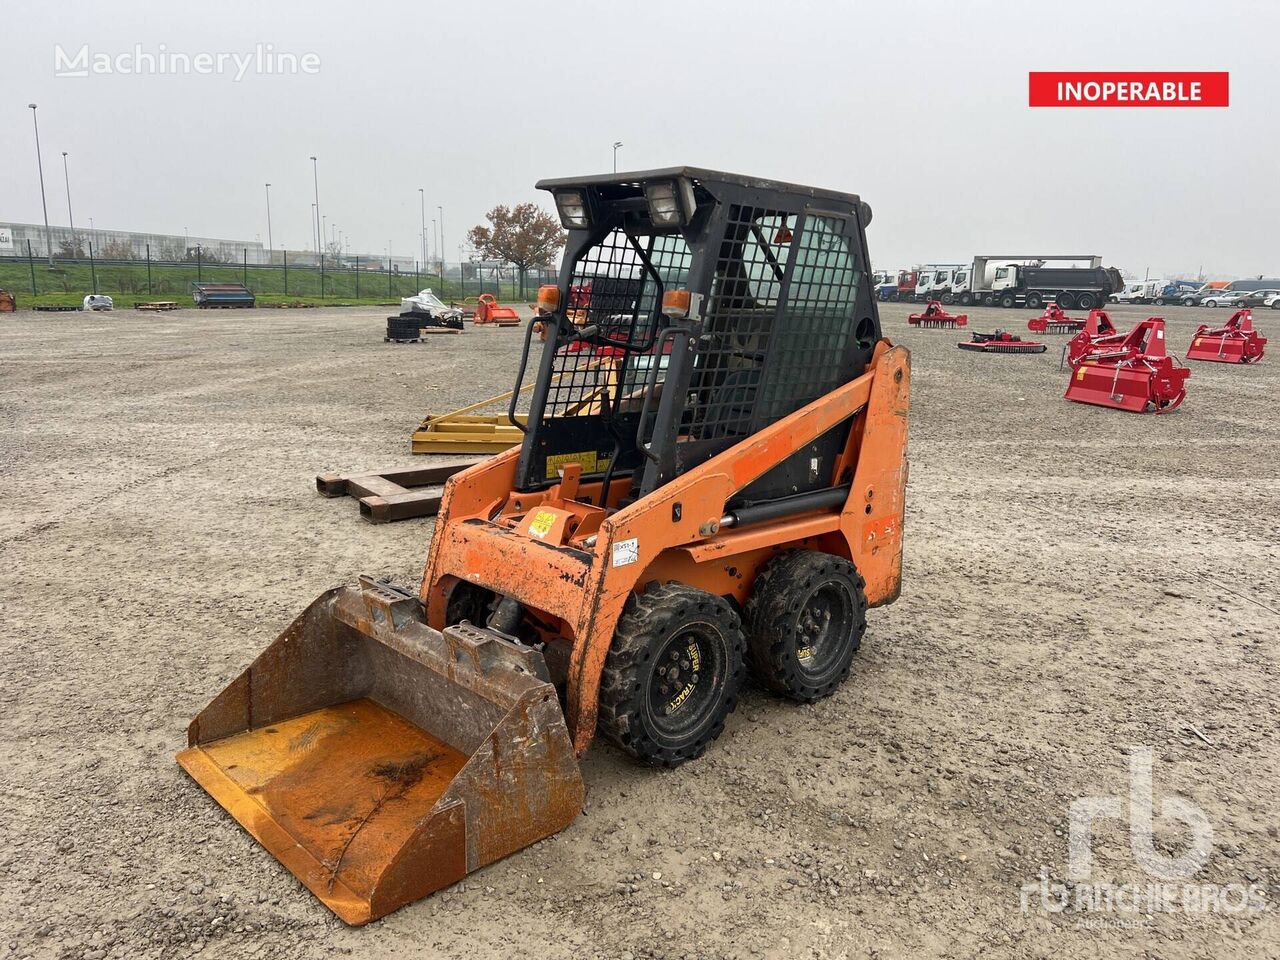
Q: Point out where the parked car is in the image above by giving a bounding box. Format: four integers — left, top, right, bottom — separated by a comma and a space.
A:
1264, 293, 1280, 310
1237, 288, 1280, 308
1202, 291, 1247, 308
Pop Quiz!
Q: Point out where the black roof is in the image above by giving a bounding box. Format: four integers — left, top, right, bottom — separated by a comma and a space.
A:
535, 167, 864, 208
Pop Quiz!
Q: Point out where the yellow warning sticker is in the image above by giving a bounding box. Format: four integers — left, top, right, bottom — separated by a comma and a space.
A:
1076, 368, 1086, 380
528, 509, 557, 539
545, 450, 603, 479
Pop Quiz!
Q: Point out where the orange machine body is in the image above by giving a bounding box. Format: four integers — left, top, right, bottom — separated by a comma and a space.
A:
422, 341, 910, 754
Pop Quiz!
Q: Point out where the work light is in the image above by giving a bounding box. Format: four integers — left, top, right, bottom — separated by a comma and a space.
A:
554, 190, 591, 229
644, 179, 695, 228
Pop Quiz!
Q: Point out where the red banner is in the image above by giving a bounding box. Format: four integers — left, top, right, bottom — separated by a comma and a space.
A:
1029, 72, 1229, 107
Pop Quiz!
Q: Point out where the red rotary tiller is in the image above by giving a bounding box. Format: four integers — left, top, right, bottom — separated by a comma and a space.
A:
958, 330, 1047, 354
1063, 315, 1189, 413
908, 300, 968, 329
1028, 303, 1087, 335
1186, 309, 1266, 364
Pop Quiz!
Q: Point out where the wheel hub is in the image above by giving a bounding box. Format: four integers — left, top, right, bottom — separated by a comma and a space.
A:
656, 636, 702, 713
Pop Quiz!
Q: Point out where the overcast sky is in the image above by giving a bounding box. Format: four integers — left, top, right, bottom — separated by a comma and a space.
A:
5, 0, 1276, 278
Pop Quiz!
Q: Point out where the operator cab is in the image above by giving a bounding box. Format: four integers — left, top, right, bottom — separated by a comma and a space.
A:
514, 167, 881, 510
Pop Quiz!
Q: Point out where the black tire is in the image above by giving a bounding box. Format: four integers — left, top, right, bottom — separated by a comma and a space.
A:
1076, 292, 1097, 310
1025, 292, 1044, 310
744, 551, 868, 702
598, 583, 746, 767
958, 292, 974, 306
998, 293, 1016, 308
1271, 301, 1280, 310
941, 293, 954, 305
1182, 298, 1196, 307
888, 291, 899, 302
1153, 297, 1166, 306
444, 580, 492, 627
981, 294, 995, 306
1056, 292, 1077, 310
387, 317, 420, 339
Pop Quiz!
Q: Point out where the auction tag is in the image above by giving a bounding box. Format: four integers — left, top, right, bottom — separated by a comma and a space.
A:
612, 537, 639, 567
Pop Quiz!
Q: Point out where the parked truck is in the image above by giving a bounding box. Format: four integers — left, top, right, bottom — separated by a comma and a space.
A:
992, 264, 1122, 309
950, 254, 1120, 309
877, 269, 920, 302
914, 264, 967, 303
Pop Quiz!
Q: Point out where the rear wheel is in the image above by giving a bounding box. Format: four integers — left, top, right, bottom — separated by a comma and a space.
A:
1057, 292, 1077, 310
598, 583, 746, 767
1154, 297, 1167, 306
1025, 292, 1044, 309
999, 293, 1016, 308
1076, 292, 1097, 310
958, 292, 974, 306
744, 551, 868, 702
981, 294, 995, 306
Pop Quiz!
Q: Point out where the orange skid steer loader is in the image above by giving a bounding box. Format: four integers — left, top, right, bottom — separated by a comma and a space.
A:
178, 168, 910, 924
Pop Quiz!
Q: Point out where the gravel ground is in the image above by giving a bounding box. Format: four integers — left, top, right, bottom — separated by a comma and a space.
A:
1, 302, 1276, 960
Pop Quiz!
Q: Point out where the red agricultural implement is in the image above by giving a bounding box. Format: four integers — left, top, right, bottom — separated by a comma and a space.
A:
1028, 303, 1086, 335
1063, 316, 1189, 413
908, 300, 968, 329
474, 293, 521, 327
958, 330, 1047, 354
1186, 309, 1266, 364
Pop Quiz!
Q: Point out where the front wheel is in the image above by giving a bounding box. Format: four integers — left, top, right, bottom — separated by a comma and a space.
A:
999, 293, 1016, 308
744, 551, 868, 702
598, 583, 746, 767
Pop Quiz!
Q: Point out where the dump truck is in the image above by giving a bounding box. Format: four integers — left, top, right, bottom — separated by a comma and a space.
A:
952, 254, 1120, 309
178, 167, 910, 924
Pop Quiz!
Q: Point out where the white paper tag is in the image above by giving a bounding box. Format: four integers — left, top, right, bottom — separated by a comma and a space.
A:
612, 537, 639, 567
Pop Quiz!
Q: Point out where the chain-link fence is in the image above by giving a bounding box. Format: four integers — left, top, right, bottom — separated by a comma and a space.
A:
0, 240, 557, 305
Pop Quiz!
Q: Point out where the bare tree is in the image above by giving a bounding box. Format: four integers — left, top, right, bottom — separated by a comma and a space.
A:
467, 203, 563, 297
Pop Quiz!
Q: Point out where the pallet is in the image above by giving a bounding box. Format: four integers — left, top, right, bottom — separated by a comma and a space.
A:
135, 301, 181, 312
384, 330, 463, 343
316, 462, 472, 523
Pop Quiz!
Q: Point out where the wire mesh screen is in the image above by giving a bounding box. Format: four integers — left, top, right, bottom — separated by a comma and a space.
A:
543, 230, 691, 419
757, 215, 859, 422
688, 205, 793, 440
687, 208, 861, 440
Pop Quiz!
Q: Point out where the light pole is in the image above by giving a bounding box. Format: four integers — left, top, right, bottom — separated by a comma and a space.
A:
437, 205, 444, 274
28, 104, 54, 265
418, 188, 427, 273
613, 141, 623, 173
309, 156, 321, 260
264, 183, 274, 261
61, 152, 77, 243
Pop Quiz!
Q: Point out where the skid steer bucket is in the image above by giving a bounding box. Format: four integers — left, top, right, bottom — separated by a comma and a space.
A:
176, 578, 584, 925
